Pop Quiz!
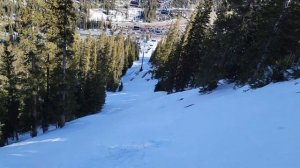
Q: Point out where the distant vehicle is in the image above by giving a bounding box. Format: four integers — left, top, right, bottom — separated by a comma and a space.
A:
160, 9, 170, 15
133, 26, 140, 31
151, 39, 156, 42
130, 1, 139, 7
155, 30, 162, 34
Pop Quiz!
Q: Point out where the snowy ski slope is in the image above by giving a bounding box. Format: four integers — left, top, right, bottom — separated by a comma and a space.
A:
0, 39, 299, 168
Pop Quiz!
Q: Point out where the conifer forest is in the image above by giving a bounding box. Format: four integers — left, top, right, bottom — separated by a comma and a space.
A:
0, 0, 139, 146
152, 0, 300, 93
0, 1, 299, 163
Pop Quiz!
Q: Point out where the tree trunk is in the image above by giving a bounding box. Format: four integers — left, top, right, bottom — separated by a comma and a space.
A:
59, 0, 68, 128
43, 54, 50, 133
31, 54, 37, 137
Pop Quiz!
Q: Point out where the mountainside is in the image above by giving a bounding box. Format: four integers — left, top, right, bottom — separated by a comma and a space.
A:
0, 38, 299, 168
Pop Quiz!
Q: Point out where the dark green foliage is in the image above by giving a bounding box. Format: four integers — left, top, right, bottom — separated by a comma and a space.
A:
153, 0, 300, 93
0, 41, 20, 143
46, 0, 77, 127
151, 20, 181, 92
153, 1, 212, 92
176, 1, 212, 90
0, 0, 139, 146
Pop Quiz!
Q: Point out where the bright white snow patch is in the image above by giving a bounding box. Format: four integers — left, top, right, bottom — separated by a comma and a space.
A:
89, 8, 143, 22
89, 9, 108, 21
0, 39, 299, 168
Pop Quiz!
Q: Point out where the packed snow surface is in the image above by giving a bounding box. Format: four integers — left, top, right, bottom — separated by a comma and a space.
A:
0, 39, 299, 168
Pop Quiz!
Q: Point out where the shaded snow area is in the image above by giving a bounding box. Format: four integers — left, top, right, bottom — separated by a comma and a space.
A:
0, 39, 300, 168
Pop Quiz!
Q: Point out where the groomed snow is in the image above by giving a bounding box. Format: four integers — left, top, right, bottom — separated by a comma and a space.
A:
0, 39, 299, 168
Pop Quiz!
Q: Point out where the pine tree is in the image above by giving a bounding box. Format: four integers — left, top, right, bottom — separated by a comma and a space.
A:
0, 41, 7, 146
152, 20, 181, 91
174, 1, 212, 91
0, 1, 6, 146
155, 20, 180, 72
16, 0, 46, 137
41, 41, 57, 132
251, 0, 300, 86
0, 41, 20, 142
46, 0, 76, 127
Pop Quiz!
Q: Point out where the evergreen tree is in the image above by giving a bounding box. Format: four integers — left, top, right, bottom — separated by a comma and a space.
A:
0, 2, 5, 145
0, 0, 140, 146
155, 0, 300, 93
0, 42, 6, 146
0, 41, 20, 142
40, 42, 56, 132
251, 0, 300, 86
16, 0, 46, 137
152, 20, 181, 91
46, 0, 76, 127
174, 1, 212, 91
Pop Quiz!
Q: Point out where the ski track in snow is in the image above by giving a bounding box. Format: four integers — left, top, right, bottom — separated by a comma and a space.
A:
0, 39, 300, 168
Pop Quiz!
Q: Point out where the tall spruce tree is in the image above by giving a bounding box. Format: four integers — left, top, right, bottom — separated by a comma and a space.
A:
0, 41, 20, 142
46, 0, 76, 127
152, 20, 181, 91
0, 40, 6, 146
251, 0, 300, 86
174, 1, 212, 91
0, 0, 140, 146
15, 0, 46, 137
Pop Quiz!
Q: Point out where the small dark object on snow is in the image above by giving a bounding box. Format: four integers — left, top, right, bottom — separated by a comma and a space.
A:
142, 72, 148, 78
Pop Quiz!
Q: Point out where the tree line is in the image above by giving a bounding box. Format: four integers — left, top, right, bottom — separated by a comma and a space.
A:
76, 0, 115, 30
0, 0, 139, 146
151, 0, 300, 93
